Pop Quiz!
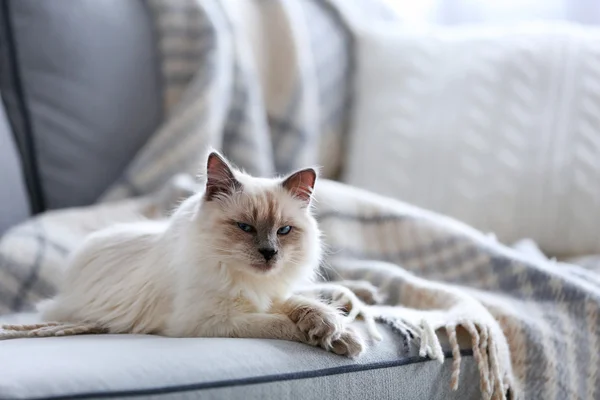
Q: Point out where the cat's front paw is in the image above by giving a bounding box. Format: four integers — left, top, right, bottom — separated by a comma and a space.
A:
288, 303, 343, 348
331, 326, 365, 358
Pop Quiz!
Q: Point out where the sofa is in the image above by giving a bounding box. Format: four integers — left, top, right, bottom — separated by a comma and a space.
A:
5, 0, 600, 397
0, 1, 481, 399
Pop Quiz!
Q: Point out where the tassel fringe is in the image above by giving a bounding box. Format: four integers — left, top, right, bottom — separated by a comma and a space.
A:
0, 322, 107, 340
377, 316, 511, 400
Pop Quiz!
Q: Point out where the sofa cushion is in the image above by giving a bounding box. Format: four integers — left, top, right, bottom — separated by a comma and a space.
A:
0, 0, 162, 211
0, 316, 479, 400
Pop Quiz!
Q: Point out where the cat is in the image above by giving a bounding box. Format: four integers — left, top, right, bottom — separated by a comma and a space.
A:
35, 150, 368, 357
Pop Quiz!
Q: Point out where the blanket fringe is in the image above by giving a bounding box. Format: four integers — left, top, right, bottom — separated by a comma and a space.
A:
463, 321, 491, 395
445, 324, 462, 390
443, 321, 509, 400
0, 322, 107, 340
449, 321, 509, 400
377, 316, 509, 400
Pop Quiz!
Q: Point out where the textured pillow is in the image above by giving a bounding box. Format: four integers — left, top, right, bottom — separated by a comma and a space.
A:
343, 23, 600, 256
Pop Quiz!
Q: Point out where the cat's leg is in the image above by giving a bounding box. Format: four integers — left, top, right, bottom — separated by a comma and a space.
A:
227, 313, 307, 342
164, 304, 364, 358
223, 311, 366, 357
163, 311, 304, 342
271, 295, 365, 358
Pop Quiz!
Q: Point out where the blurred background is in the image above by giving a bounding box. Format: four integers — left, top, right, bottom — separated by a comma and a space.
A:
1, 0, 600, 261
384, 0, 600, 25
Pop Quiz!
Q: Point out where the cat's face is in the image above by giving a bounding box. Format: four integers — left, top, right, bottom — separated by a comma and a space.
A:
201, 152, 321, 277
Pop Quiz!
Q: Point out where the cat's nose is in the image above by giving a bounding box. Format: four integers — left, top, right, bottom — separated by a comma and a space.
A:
258, 248, 277, 261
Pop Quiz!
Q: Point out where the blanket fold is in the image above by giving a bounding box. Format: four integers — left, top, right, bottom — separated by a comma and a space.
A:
2, 1, 599, 399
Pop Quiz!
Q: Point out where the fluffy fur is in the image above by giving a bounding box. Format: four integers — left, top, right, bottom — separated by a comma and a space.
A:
38, 151, 365, 356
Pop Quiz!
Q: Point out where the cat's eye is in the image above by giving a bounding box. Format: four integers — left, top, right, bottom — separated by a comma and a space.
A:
237, 222, 255, 233
277, 225, 292, 235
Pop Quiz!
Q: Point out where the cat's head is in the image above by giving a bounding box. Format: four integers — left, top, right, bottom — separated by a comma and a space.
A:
198, 151, 322, 279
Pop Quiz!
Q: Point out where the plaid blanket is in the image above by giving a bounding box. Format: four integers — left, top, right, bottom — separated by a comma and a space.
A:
1, 1, 600, 399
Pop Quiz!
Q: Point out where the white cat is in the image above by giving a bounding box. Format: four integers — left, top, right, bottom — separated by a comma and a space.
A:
37, 151, 366, 356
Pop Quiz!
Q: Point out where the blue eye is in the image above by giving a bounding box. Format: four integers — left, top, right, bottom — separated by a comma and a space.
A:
277, 226, 292, 235
237, 222, 254, 233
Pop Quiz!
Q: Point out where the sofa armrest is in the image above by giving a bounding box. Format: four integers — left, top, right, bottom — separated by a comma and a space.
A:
0, 96, 29, 235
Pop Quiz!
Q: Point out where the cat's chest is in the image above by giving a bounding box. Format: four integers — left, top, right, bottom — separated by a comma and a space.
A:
208, 288, 273, 315
230, 294, 266, 313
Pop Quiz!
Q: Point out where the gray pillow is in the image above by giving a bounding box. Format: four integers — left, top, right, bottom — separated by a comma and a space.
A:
0, 0, 163, 211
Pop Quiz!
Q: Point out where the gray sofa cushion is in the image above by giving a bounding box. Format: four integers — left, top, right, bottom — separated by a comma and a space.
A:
0, 315, 480, 400
0, 96, 29, 234
0, 0, 162, 212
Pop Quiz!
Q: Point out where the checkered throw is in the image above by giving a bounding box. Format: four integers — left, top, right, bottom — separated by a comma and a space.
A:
1, 1, 599, 399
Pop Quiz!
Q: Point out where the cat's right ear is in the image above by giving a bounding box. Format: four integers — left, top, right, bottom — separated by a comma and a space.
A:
282, 168, 317, 205
205, 152, 241, 201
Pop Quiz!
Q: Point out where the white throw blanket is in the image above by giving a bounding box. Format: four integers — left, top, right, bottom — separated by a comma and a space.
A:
1, 1, 599, 399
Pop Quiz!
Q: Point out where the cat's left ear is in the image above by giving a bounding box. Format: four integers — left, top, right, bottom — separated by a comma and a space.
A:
282, 168, 317, 205
205, 151, 241, 201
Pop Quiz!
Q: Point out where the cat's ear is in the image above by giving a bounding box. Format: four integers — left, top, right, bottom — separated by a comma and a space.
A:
282, 168, 317, 205
205, 151, 241, 201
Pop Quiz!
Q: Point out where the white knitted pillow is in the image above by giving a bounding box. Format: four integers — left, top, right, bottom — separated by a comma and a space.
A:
343, 23, 600, 256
